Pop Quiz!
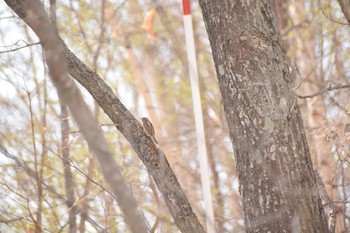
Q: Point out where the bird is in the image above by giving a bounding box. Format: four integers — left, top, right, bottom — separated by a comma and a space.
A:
141, 117, 158, 144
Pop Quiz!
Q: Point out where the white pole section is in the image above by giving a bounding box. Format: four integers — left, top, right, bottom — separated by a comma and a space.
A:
182, 1, 215, 232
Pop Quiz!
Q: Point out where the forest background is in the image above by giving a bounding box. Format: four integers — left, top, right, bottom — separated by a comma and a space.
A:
0, 0, 350, 232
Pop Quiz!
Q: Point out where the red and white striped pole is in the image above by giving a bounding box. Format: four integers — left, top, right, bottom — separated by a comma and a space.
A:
182, 1, 215, 232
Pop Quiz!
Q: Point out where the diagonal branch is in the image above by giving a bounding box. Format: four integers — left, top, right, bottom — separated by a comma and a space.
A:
63, 23, 206, 233
337, 0, 350, 24
297, 84, 350, 99
0, 41, 40, 54
4, 0, 205, 232
3, 0, 148, 232
321, 7, 349, 26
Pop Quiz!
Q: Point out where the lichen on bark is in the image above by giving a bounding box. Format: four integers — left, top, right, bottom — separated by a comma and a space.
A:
199, 1, 329, 232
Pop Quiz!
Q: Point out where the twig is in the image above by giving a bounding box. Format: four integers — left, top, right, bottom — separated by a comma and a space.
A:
68, 123, 120, 134
298, 84, 350, 99
0, 15, 18, 20
48, 148, 115, 199
0, 143, 104, 231
0, 217, 25, 224
0, 41, 40, 54
321, 7, 349, 26
281, 19, 309, 36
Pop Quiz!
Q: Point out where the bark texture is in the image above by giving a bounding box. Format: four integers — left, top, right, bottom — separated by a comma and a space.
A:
64, 45, 205, 232
198, 1, 329, 232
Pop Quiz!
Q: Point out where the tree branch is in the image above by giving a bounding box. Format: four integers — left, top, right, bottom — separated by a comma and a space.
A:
321, 7, 349, 26
298, 84, 350, 99
0, 143, 105, 231
4, 0, 205, 232
3, 0, 148, 232
337, 0, 350, 25
0, 41, 40, 54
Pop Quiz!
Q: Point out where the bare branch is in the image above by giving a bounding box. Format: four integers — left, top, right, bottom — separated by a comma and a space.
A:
0, 15, 18, 20
4, 0, 205, 232
0, 144, 105, 231
298, 84, 350, 99
0, 41, 40, 54
0, 217, 25, 224
337, 0, 350, 24
321, 7, 349, 26
4, 0, 148, 232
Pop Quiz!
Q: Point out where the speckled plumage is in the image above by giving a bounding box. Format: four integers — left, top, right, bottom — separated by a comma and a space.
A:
141, 117, 158, 144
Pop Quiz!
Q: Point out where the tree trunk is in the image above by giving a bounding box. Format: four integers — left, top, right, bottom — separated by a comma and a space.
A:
199, 1, 329, 232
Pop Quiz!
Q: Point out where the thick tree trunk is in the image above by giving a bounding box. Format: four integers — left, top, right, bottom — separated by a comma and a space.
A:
199, 1, 329, 232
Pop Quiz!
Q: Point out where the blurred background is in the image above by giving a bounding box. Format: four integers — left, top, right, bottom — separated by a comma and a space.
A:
0, 0, 349, 232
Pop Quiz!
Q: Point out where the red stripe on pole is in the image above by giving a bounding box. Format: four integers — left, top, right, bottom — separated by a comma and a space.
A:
182, 0, 191, 15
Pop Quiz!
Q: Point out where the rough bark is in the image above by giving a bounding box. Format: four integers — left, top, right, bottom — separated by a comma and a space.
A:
64, 20, 205, 233
4, 0, 205, 232
198, 1, 329, 232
